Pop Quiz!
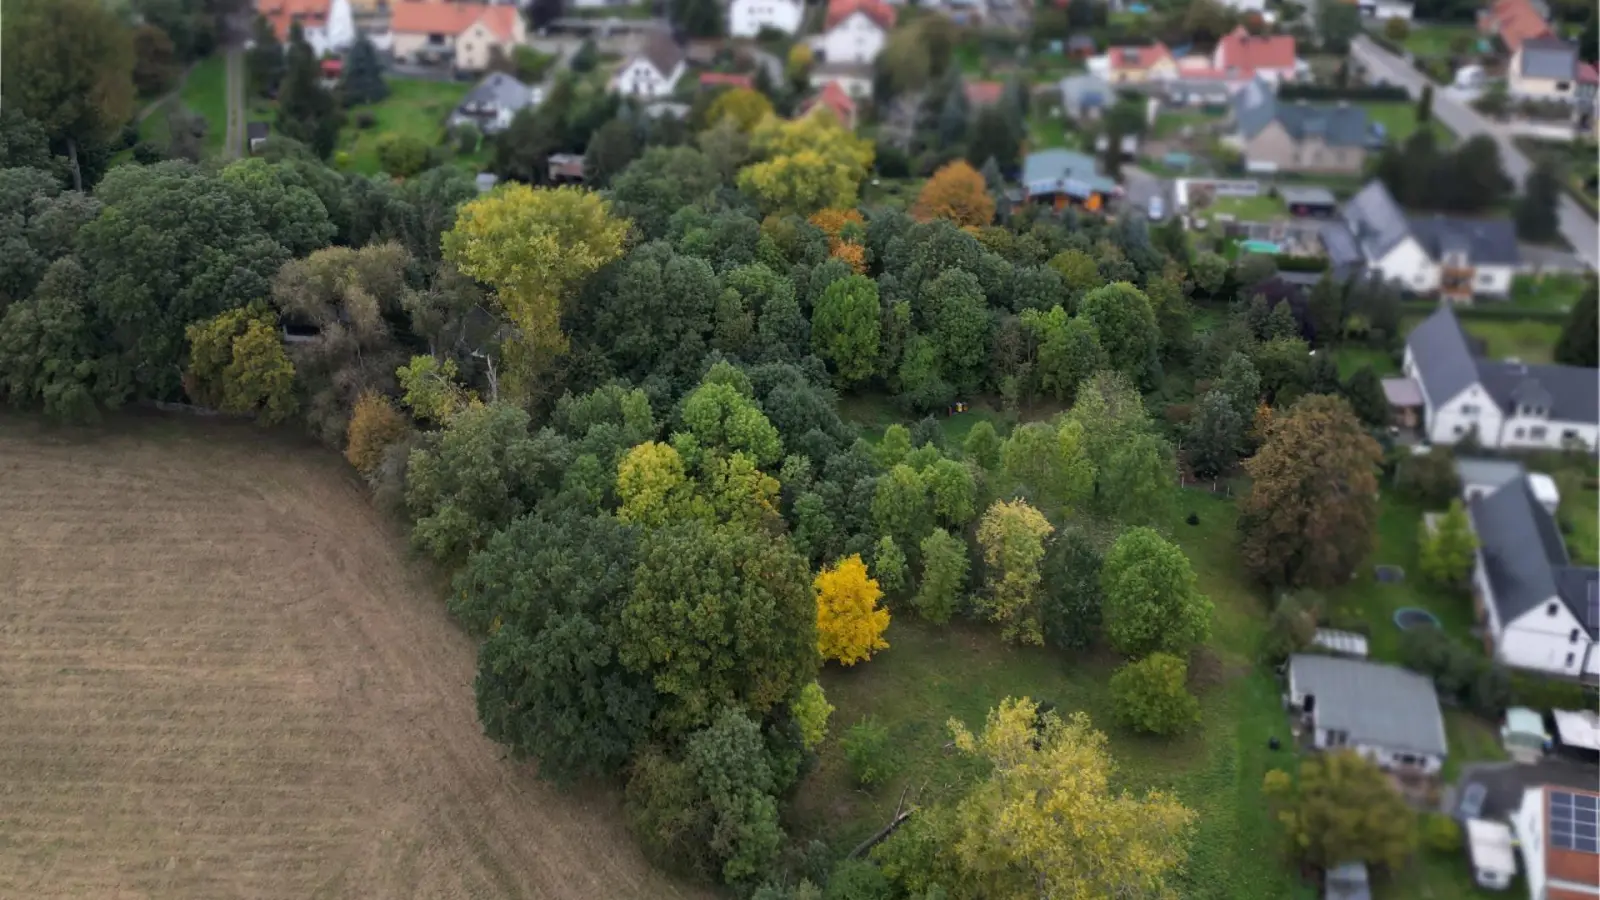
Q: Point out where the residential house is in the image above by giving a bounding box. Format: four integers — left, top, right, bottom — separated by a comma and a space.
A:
548, 154, 586, 183
1285, 653, 1450, 775
610, 32, 687, 98
1468, 476, 1599, 678
1105, 42, 1177, 84
449, 72, 541, 135
388, 1, 526, 72
807, 62, 874, 100
965, 81, 1005, 108
247, 122, 270, 154
1455, 457, 1560, 512
255, 0, 355, 57
1218, 0, 1268, 16
729, 0, 805, 37
816, 0, 895, 66
1401, 304, 1599, 451
1065, 34, 1097, 59
1480, 0, 1554, 53
1212, 26, 1299, 83
1231, 79, 1369, 175
1510, 36, 1587, 104
1328, 180, 1522, 300
1509, 786, 1600, 899
1059, 73, 1113, 121
800, 81, 859, 130
1354, 0, 1416, 21
1021, 149, 1118, 212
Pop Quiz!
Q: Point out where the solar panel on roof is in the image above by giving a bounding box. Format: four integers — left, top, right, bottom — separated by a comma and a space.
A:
1550, 790, 1600, 854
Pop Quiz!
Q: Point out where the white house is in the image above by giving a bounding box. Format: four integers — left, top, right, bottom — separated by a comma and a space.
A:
1400, 305, 1599, 451
1510, 786, 1600, 900
816, 0, 895, 66
1467, 475, 1600, 679
449, 72, 541, 135
256, 0, 355, 57
1285, 654, 1450, 775
729, 0, 805, 37
1356, 0, 1416, 20
610, 32, 686, 99
1328, 181, 1523, 301
387, 1, 527, 72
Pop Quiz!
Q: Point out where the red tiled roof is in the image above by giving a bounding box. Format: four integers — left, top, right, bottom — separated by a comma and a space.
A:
1579, 62, 1599, 84
803, 81, 857, 127
256, 0, 329, 42
1215, 26, 1296, 74
320, 58, 343, 75
825, 0, 895, 32
700, 72, 754, 89
1481, 0, 1551, 51
1108, 42, 1171, 71
965, 81, 1004, 106
390, 1, 519, 40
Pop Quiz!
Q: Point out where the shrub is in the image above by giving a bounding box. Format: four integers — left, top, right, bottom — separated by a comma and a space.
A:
1384, 17, 1410, 41
345, 391, 411, 475
354, 110, 376, 129
823, 860, 892, 900
1422, 813, 1461, 854
376, 132, 430, 178
842, 717, 896, 787
1109, 652, 1201, 736
132, 141, 165, 164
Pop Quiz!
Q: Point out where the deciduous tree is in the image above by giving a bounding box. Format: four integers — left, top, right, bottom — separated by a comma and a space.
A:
184, 308, 299, 423
916, 527, 969, 624
622, 520, 817, 733
345, 391, 411, 475
811, 274, 881, 384
1021, 306, 1106, 403
912, 160, 995, 228
1515, 161, 1562, 244
738, 114, 873, 215
1556, 279, 1598, 368
1078, 282, 1159, 381
976, 499, 1054, 645
1420, 500, 1477, 589
1109, 653, 1200, 736
792, 681, 833, 750
815, 554, 891, 666
1101, 527, 1212, 658
1185, 389, 1244, 478
1040, 526, 1103, 650
1239, 395, 1383, 588
707, 88, 774, 133
1264, 750, 1418, 871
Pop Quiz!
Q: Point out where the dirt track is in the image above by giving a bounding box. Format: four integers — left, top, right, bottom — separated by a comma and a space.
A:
0, 416, 702, 900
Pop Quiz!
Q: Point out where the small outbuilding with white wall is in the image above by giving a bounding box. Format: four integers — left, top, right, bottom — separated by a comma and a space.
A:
1467, 818, 1516, 890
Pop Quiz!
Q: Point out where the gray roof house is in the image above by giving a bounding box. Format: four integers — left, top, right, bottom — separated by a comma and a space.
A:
1400, 304, 1597, 450
1518, 36, 1579, 80
1324, 862, 1372, 900
1326, 180, 1524, 299
449, 72, 541, 136
1286, 654, 1449, 774
1232, 78, 1370, 175
1468, 476, 1600, 677
1058, 73, 1112, 121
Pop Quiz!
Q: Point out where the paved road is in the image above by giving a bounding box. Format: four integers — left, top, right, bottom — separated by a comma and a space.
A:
1350, 35, 1598, 270
223, 49, 246, 160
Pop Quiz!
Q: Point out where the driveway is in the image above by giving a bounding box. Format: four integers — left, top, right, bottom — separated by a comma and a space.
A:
1349, 35, 1598, 271
1453, 758, 1600, 820
1121, 166, 1171, 219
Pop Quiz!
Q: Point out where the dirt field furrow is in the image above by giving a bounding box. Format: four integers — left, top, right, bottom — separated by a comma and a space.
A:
0, 417, 704, 900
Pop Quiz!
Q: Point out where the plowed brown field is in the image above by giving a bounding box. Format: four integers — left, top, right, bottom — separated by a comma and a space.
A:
0, 416, 701, 900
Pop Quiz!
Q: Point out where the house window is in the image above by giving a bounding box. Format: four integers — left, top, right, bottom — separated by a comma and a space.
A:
1326, 729, 1349, 746
1557, 81, 1571, 91
1549, 602, 1560, 616
1566, 652, 1577, 667
1530, 426, 1547, 439
1515, 428, 1526, 438
1572, 629, 1581, 643
1396, 752, 1417, 766
1454, 425, 1465, 435
1564, 429, 1580, 440
1461, 404, 1479, 415
1478, 273, 1494, 285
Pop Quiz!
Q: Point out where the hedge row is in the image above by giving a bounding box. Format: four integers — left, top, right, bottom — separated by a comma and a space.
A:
1400, 300, 1569, 323
1274, 254, 1331, 272
1278, 83, 1412, 102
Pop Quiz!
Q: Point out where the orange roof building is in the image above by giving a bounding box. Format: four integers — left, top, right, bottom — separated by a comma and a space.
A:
388, 2, 525, 72
1107, 42, 1176, 83
700, 72, 755, 89
800, 81, 858, 130
824, 0, 896, 32
1212, 26, 1298, 80
1480, 0, 1553, 52
256, 0, 330, 43
965, 80, 1005, 107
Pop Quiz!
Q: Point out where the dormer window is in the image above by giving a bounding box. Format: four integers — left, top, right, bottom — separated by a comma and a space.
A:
1548, 602, 1560, 616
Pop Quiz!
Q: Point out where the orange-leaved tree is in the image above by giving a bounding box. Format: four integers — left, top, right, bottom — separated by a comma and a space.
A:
344, 390, 411, 475
912, 160, 995, 228
815, 553, 890, 665
808, 207, 868, 272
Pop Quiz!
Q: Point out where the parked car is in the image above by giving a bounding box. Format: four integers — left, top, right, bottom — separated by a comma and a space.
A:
1147, 196, 1165, 220
1457, 782, 1488, 821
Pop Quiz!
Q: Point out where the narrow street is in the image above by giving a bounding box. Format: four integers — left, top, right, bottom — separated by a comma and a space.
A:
223, 49, 246, 160
1349, 35, 1598, 270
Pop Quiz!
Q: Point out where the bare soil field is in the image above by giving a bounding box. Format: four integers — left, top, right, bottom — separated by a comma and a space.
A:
0, 415, 701, 900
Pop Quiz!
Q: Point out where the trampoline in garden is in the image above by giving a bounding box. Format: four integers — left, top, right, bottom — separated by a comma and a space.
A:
1394, 608, 1442, 631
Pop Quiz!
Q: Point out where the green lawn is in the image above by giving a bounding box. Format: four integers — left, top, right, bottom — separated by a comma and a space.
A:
1154, 109, 1223, 140
1027, 111, 1071, 150
1555, 466, 1600, 565
1329, 345, 1400, 379
1441, 708, 1509, 782
1207, 194, 1287, 222
1400, 24, 1481, 60
1509, 273, 1589, 313
338, 78, 471, 176
138, 97, 177, 148
1461, 318, 1561, 363
180, 54, 229, 155
1360, 102, 1452, 146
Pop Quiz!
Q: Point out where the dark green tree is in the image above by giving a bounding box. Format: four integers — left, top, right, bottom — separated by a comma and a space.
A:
1342, 365, 1389, 428
966, 105, 1022, 173
1555, 279, 1598, 368
1514, 161, 1562, 244
1416, 84, 1433, 124
339, 34, 388, 106
584, 116, 640, 188
1186, 389, 1245, 478
276, 24, 341, 158
672, 0, 723, 38
1040, 526, 1104, 650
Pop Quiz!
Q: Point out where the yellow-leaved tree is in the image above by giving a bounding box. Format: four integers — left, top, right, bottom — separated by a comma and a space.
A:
932, 698, 1196, 899
616, 440, 706, 527
442, 184, 628, 401
912, 160, 996, 229
344, 390, 411, 475
975, 499, 1054, 645
184, 307, 299, 424
737, 113, 873, 216
814, 554, 890, 666
706, 87, 774, 133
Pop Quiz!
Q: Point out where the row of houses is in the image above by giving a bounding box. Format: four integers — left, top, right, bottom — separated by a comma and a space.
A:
1480, 0, 1599, 109
1095, 27, 1307, 91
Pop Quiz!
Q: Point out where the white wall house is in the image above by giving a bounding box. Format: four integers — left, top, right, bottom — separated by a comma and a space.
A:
1356, 0, 1415, 20
729, 0, 804, 37
1467, 474, 1600, 679
1401, 305, 1599, 452
609, 34, 686, 98
817, 0, 894, 66
1285, 654, 1449, 776
1329, 180, 1522, 301
1510, 786, 1600, 900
